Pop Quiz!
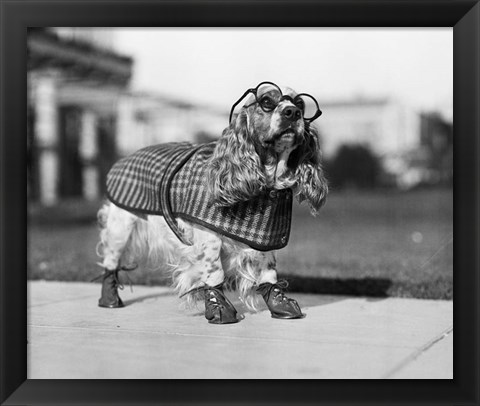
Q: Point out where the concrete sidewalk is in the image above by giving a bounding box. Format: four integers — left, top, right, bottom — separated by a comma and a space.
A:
27, 280, 453, 379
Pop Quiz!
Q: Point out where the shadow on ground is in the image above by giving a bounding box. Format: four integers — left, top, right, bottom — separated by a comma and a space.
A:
122, 290, 176, 307
281, 275, 393, 297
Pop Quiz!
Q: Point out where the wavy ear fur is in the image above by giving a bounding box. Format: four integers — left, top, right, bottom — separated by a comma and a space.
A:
289, 123, 328, 215
206, 110, 266, 206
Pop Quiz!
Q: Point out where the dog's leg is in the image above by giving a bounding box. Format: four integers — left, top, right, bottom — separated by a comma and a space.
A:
255, 251, 278, 285
96, 203, 138, 308
185, 227, 238, 324
255, 252, 305, 319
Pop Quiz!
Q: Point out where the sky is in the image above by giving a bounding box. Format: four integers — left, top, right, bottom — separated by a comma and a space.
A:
115, 28, 453, 118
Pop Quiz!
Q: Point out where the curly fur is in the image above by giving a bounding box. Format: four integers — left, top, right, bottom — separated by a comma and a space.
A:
206, 110, 266, 206
290, 124, 329, 215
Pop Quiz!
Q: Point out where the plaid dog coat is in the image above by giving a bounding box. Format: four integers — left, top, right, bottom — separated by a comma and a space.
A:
106, 142, 293, 251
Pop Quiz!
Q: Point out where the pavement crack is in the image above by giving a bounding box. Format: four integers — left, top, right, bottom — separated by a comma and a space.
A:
382, 325, 453, 379
28, 324, 417, 349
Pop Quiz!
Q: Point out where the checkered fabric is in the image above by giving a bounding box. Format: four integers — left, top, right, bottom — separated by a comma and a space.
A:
106, 142, 293, 251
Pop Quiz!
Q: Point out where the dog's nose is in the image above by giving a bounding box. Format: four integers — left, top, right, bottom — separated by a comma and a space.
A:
281, 105, 302, 122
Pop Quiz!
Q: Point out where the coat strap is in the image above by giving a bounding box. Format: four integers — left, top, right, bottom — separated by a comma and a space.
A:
159, 144, 203, 245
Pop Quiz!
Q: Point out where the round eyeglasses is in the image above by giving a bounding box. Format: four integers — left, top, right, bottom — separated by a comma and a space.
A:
229, 81, 322, 123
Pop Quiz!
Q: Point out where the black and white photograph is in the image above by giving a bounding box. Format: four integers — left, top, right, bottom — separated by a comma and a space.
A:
27, 27, 453, 379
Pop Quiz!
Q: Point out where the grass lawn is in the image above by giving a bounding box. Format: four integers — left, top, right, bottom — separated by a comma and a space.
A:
28, 188, 453, 299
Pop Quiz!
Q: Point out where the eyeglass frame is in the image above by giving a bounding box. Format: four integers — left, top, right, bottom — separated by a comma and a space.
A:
229, 81, 323, 124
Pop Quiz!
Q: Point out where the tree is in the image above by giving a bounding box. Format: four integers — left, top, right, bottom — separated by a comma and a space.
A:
327, 144, 382, 189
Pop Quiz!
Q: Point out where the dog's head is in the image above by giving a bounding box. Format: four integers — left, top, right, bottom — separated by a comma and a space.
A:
206, 82, 328, 215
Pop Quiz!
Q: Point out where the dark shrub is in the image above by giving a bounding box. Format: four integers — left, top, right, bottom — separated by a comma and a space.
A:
327, 144, 383, 189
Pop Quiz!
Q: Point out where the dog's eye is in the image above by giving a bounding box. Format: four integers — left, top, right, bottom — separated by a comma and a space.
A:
259, 96, 276, 111
295, 99, 305, 112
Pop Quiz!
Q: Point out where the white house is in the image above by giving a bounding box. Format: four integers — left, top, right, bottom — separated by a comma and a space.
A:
316, 97, 421, 158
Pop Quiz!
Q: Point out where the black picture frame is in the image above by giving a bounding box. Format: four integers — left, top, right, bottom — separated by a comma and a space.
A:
1, 1, 478, 405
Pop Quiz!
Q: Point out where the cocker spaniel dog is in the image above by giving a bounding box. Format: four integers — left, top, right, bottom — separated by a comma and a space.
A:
95, 82, 328, 324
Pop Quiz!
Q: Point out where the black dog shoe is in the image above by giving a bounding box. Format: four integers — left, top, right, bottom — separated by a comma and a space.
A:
257, 281, 305, 319
95, 264, 137, 309
98, 269, 124, 308
204, 283, 239, 324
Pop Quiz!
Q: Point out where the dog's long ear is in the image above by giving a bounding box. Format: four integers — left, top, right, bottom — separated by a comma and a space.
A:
206, 110, 266, 206
288, 123, 328, 215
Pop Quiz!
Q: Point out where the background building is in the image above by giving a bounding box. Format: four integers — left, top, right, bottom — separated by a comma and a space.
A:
27, 27, 133, 205
317, 97, 420, 157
